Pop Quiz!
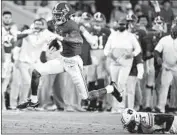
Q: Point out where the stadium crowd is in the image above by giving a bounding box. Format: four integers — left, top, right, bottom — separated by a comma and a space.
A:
2, 0, 177, 114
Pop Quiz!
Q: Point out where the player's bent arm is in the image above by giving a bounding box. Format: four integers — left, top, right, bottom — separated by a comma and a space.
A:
80, 26, 97, 45
131, 35, 142, 57
62, 30, 83, 44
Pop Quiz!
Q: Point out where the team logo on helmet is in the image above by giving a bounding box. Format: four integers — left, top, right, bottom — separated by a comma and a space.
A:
126, 14, 138, 23
93, 12, 105, 22
154, 16, 164, 24
92, 12, 106, 30
153, 16, 165, 32
52, 2, 74, 25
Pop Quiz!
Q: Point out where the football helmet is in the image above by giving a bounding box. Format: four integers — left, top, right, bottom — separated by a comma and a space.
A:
126, 14, 138, 31
80, 12, 92, 28
152, 16, 165, 32
52, 2, 74, 25
121, 108, 140, 127
126, 14, 138, 23
92, 12, 106, 30
93, 12, 106, 22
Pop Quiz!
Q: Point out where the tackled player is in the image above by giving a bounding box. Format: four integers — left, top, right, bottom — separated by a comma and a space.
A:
121, 108, 177, 134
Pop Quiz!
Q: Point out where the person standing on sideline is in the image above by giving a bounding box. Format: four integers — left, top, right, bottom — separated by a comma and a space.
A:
154, 24, 177, 113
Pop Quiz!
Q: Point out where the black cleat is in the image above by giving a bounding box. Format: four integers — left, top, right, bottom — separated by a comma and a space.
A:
153, 107, 163, 113
144, 107, 152, 112
111, 82, 122, 102
17, 99, 31, 109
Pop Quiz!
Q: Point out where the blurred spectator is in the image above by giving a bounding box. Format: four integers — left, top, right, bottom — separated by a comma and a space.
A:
13, 19, 48, 105
137, 16, 149, 31
125, 2, 134, 15
2, 11, 18, 110
134, 3, 143, 18
110, 1, 127, 25
141, 1, 154, 19
129, 0, 139, 10
95, 0, 113, 23
160, 0, 175, 33
154, 25, 177, 113
36, 0, 52, 21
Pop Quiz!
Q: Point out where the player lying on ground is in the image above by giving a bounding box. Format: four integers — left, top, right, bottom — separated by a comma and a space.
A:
16, 2, 122, 109
121, 108, 177, 134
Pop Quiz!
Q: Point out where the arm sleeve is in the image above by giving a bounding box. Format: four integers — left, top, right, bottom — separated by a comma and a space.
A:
82, 30, 98, 45
63, 30, 83, 44
132, 34, 142, 56
104, 34, 113, 56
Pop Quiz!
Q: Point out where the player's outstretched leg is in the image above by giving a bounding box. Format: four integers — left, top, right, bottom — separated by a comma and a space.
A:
17, 69, 41, 109
88, 81, 122, 102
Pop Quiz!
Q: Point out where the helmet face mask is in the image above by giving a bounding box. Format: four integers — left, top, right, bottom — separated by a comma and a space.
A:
121, 108, 140, 131
52, 11, 67, 25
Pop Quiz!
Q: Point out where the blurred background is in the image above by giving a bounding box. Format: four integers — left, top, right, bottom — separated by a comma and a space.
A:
3, 0, 177, 27
1, 0, 177, 113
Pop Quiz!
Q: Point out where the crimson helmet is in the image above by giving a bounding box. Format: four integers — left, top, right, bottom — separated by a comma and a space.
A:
92, 12, 106, 28
93, 12, 106, 22
126, 14, 138, 23
52, 2, 74, 25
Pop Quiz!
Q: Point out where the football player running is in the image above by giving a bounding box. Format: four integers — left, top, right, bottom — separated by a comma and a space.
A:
121, 108, 177, 134
17, 2, 122, 109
